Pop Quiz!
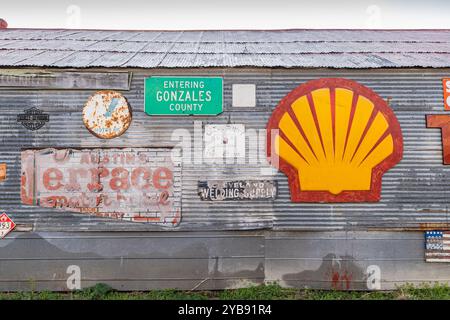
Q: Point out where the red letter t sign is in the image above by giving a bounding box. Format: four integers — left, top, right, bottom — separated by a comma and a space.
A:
427, 115, 450, 164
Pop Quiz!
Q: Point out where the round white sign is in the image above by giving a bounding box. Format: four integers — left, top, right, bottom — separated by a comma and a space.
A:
82, 90, 132, 139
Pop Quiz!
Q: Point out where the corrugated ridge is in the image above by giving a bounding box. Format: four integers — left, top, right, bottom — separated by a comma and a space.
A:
0, 29, 450, 68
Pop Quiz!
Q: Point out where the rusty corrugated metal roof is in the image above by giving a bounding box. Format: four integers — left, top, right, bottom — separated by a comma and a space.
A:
0, 29, 449, 68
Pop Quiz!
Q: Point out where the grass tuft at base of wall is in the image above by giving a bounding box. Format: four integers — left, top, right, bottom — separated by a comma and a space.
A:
0, 283, 449, 300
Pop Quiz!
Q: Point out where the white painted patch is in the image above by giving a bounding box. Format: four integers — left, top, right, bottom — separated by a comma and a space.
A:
204, 124, 246, 163
232, 84, 256, 107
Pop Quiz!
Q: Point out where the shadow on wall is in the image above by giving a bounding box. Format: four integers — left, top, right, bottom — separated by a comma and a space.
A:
0, 232, 265, 291
282, 253, 367, 290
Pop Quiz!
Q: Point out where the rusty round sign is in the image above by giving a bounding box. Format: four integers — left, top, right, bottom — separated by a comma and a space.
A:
82, 90, 132, 139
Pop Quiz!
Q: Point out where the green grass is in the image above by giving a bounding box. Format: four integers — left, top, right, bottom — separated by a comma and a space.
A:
0, 282, 449, 300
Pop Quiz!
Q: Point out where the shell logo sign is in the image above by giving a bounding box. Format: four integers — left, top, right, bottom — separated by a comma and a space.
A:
267, 78, 403, 202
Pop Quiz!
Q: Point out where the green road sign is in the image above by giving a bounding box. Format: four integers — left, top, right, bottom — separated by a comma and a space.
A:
145, 77, 223, 115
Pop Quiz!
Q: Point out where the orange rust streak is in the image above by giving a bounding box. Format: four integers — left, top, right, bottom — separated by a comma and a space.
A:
20, 174, 33, 205
419, 222, 450, 231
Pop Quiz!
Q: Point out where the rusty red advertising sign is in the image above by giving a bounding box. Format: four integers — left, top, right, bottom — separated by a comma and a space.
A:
21, 148, 181, 226
0, 213, 15, 238
0, 163, 6, 182
444, 79, 450, 111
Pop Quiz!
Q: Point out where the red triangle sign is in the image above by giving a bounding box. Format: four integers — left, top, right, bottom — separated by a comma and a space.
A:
0, 213, 15, 238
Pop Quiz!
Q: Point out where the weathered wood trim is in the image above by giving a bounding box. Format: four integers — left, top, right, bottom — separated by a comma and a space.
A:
0, 69, 130, 90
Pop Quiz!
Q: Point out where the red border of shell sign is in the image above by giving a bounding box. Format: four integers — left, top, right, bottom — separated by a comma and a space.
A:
267, 78, 403, 203
83, 90, 132, 139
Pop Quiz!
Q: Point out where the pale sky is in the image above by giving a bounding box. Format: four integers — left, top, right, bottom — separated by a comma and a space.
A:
1, 0, 450, 30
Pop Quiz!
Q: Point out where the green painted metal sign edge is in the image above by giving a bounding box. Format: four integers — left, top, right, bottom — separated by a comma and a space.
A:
144, 76, 223, 116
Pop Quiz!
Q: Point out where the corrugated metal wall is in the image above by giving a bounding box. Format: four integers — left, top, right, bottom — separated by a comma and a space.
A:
1, 230, 448, 291
1, 67, 450, 291
0, 67, 449, 232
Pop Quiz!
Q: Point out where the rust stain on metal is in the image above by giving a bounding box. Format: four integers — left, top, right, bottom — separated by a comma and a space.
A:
20, 148, 181, 226
0, 163, 6, 182
331, 270, 352, 290
419, 223, 450, 231
419, 208, 447, 213
367, 225, 450, 232
82, 90, 132, 139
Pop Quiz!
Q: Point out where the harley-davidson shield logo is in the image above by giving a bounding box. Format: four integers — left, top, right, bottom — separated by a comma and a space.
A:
17, 107, 49, 131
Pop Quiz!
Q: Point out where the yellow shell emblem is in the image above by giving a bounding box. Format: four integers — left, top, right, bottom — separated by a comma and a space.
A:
267, 78, 403, 202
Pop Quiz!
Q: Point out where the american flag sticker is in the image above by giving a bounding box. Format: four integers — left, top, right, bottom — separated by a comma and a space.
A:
425, 231, 450, 262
